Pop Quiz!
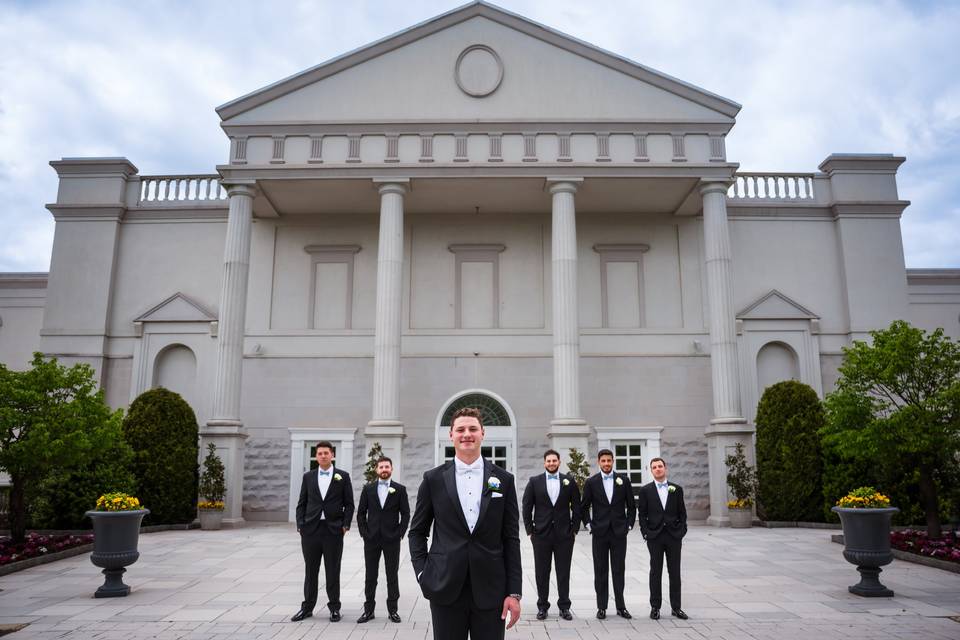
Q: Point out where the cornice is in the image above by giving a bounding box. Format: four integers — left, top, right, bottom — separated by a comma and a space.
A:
0, 273, 48, 289
221, 121, 735, 136
831, 201, 910, 218
45, 204, 125, 221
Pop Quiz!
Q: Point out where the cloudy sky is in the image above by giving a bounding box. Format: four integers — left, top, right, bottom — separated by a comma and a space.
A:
1, 0, 957, 272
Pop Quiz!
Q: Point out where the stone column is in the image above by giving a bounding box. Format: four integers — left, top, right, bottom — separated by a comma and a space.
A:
203, 182, 256, 528
700, 180, 753, 526
546, 178, 590, 462
366, 179, 409, 478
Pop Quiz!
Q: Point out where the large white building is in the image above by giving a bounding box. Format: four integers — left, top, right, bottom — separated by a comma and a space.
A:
2, 2, 958, 527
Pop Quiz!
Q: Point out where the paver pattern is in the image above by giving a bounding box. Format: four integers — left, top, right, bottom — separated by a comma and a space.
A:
1, 523, 958, 639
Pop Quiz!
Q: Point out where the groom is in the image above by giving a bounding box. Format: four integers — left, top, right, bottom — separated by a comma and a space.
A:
409, 407, 522, 640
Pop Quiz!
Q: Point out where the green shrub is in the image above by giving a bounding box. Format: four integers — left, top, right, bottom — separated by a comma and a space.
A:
199, 442, 226, 504
755, 380, 825, 522
122, 388, 199, 524
28, 417, 136, 529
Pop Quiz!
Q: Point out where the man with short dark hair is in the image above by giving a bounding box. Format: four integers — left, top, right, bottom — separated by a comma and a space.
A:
637, 457, 688, 620
409, 407, 522, 640
580, 448, 636, 620
292, 441, 354, 623
357, 456, 410, 624
522, 449, 581, 620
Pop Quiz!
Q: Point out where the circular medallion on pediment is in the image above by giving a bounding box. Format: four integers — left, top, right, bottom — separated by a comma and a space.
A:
455, 45, 503, 98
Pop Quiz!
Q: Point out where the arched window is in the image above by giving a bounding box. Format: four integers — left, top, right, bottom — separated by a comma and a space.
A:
436, 390, 516, 472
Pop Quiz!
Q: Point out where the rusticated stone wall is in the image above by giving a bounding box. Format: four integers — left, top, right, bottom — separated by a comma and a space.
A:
661, 430, 710, 517
243, 437, 290, 515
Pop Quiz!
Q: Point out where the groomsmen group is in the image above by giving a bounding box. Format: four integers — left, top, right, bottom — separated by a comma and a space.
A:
291, 426, 687, 639
526, 449, 688, 622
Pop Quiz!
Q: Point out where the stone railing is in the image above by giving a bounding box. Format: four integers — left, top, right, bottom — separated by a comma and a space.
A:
138, 175, 227, 204
728, 173, 815, 201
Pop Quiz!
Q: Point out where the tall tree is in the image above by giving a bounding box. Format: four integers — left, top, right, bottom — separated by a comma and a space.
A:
0, 354, 122, 542
822, 321, 960, 537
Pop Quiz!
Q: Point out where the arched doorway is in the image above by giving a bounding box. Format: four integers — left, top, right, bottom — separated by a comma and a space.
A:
435, 389, 517, 473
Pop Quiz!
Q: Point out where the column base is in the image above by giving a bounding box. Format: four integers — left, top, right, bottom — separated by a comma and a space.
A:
364, 423, 406, 479
705, 418, 754, 527
706, 514, 732, 527
201, 426, 248, 526
548, 419, 591, 464
220, 517, 247, 529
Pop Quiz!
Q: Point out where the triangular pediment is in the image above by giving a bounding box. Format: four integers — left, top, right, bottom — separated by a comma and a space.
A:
135, 293, 216, 323
737, 290, 818, 320
218, 1, 740, 124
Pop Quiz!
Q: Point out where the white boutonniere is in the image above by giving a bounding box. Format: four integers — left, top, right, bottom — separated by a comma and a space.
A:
562, 478, 570, 486
487, 476, 502, 491
615, 477, 623, 486
668, 485, 676, 493
333, 473, 342, 481
388, 487, 396, 494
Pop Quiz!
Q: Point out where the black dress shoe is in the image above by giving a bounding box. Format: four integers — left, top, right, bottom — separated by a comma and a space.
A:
559, 609, 572, 620
616, 608, 632, 619
671, 608, 689, 620
329, 610, 342, 622
290, 609, 312, 622
388, 611, 401, 623
536, 609, 548, 620
649, 608, 660, 620
596, 609, 606, 619
356, 611, 375, 623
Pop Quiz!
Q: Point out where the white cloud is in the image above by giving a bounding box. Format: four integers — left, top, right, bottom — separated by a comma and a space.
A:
0, 0, 957, 270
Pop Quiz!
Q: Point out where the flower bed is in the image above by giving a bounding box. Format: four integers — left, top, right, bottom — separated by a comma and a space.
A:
0, 533, 94, 566
890, 529, 960, 564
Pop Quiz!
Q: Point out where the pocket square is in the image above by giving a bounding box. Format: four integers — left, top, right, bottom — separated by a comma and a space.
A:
491, 493, 504, 499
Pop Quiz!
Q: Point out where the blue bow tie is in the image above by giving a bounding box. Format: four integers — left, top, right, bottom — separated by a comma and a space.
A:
658, 482, 669, 489
547, 474, 559, 480
318, 470, 331, 476
379, 480, 390, 486
603, 474, 614, 481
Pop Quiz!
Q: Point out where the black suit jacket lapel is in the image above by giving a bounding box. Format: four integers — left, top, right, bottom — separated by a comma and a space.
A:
443, 461, 470, 533
475, 459, 494, 532
368, 483, 382, 513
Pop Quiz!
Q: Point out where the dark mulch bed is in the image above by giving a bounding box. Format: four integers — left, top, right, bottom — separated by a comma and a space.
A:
0, 532, 94, 566
890, 529, 960, 564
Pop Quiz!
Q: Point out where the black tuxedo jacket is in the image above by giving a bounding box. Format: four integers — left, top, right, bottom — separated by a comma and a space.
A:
357, 479, 410, 544
580, 472, 636, 538
409, 459, 522, 609
296, 467, 355, 536
521, 472, 581, 538
637, 480, 687, 541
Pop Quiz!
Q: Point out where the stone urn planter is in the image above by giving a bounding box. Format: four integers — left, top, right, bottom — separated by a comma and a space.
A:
831, 506, 899, 597
85, 508, 149, 597
728, 507, 753, 529
199, 508, 224, 531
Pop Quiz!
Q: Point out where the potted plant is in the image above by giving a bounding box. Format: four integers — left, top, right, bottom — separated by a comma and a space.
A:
832, 486, 899, 597
198, 443, 226, 531
85, 492, 149, 597
725, 442, 757, 528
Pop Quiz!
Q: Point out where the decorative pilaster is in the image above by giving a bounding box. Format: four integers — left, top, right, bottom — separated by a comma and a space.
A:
367, 179, 409, 477
700, 180, 753, 527
546, 178, 590, 460
204, 182, 256, 528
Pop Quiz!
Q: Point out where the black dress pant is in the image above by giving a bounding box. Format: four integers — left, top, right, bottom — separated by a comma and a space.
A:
300, 527, 343, 612
363, 538, 401, 613
591, 530, 627, 610
430, 573, 504, 640
532, 530, 574, 611
647, 536, 682, 610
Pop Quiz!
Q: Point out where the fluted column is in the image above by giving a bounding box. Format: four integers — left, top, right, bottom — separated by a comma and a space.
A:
367, 179, 409, 477
547, 178, 590, 460
700, 180, 753, 527
204, 182, 255, 527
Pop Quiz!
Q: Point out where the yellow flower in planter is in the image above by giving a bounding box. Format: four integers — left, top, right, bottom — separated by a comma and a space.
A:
96, 492, 144, 511
836, 486, 891, 509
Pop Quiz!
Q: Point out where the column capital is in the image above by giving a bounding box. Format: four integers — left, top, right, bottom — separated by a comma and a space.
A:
373, 178, 410, 195
545, 177, 583, 195
223, 181, 258, 198
699, 178, 733, 196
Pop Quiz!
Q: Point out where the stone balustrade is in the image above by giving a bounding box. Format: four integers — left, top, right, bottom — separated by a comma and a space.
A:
728, 173, 815, 201
138, 175, 227, 204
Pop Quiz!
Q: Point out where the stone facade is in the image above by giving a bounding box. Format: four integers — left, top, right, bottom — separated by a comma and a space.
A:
1, 3, 959, 524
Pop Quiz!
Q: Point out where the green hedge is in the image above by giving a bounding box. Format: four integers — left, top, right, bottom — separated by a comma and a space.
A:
755, 380, 825, 522
122, 388, 199, 524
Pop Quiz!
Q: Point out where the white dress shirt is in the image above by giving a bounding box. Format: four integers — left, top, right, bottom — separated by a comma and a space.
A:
455, 456, 484, 533
656, 480, 670, 510
377, 479, 390, 508
317, 466, 334, 519
602, 472, 615, 503
545, 471, 561, 506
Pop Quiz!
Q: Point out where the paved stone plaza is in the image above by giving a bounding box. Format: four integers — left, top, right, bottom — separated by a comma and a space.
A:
1, 524, 958, 639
